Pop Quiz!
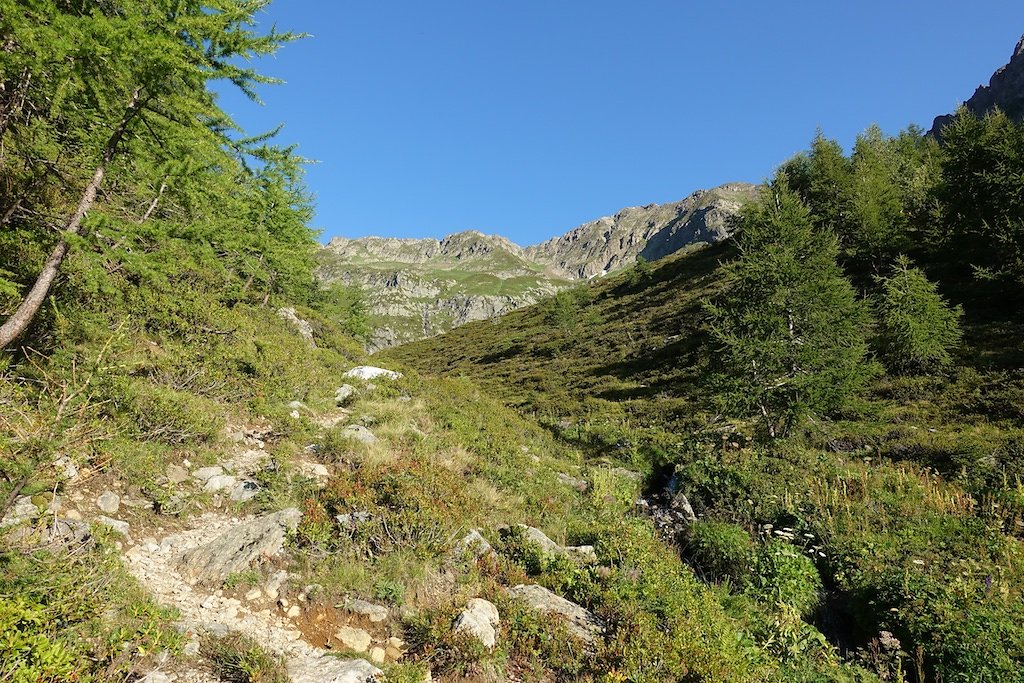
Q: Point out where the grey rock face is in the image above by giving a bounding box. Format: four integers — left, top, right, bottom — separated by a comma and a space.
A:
342, 425, 378, 444
524, 184, 758, 279
932, 35, 1024, 135
335, 384, 357, 406
508, 584, 603, 643
344, 598, 390, 623
517, 525, 597, 564
178, 508, 302, 585
288, 657, 382, 683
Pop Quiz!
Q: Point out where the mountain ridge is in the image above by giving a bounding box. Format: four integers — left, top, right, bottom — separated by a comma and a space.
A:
318, 182, 758, 349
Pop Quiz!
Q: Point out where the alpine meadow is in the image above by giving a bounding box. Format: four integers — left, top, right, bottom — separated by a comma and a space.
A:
2, 3, 1024, 683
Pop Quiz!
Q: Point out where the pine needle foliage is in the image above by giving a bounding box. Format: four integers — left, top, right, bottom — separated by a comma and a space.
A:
705, 176, 875, 437
874, 255, 963, 373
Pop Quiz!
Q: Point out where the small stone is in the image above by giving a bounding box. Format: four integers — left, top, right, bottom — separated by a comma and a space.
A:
279, 597, 290, 608
335, 626, 372, 652
343, 598, 390, 623
289, 410, 301, 419
204, 475, 237, 493
287, 400, 307, 410
192, 466, 224, 482
245, 588, 263, 602
385, 646, 403, 661
138, 672, 175, 683
286, 605, 301, 618
166, 464, 190, 484
229, 480, 260, 502
387, 636, 406, 650
64, 509, 82, 521
369, 647, 386, 664
200, 595, 217, 609
342, 425, 377, 444
96, 491, 120, 515
95, 515, 130, 537
335, 384, 357, 406
183, 640, 201, 657
53, 455, 79, 480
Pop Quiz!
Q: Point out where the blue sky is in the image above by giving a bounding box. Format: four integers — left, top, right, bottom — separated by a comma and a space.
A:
216, 1, 1024, 245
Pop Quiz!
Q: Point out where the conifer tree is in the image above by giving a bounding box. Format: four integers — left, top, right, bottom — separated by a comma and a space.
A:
875, 256, 963, 373
0, 0, 299, 348
705, 176, 873, 437
935, 107, 1024, 286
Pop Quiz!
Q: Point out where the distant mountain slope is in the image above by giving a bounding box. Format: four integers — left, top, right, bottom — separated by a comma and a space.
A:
318, 183, 757, 350
526, 183, 757, 279
931, 34, 1024, 134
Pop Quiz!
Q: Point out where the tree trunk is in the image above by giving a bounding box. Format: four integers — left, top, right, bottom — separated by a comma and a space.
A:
0, 89, 142, 349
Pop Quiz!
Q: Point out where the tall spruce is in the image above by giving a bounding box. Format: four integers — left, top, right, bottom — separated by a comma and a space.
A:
0, 0, 300, 348
705, 176, 874, 437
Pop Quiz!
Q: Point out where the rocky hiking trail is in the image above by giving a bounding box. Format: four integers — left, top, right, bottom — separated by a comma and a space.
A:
124, 511, 383, 683
4, 364, 616, 683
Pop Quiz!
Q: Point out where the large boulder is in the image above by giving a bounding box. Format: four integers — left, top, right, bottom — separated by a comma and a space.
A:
517, 524, 597, 564
178, 509, 301, 585
343, 366, 402, 381
508, 584, 603, 644
288, 657, 381, 683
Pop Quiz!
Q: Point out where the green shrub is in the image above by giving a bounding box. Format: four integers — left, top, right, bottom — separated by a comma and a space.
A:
0, 598, 80, 683
750, 541, 822, 617
684, 520, 754, 582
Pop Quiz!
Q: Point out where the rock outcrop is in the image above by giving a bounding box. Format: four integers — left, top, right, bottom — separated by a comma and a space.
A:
931, 34, 1024, 135
525, 183, 757, 279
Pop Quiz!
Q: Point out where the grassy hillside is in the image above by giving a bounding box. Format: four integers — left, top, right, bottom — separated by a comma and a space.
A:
387, 237, 1024, 682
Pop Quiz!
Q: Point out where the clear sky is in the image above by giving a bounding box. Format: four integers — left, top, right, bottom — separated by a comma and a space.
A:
215, 1, 1024, 246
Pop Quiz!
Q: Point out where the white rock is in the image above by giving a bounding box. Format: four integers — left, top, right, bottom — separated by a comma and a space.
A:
509, 584, 603, 643
286, 605, 301, 618
96, 491, 121, 514
343, 366, 402, 381
369, 647, 386, 664
335, 626, 372, 652
299, 461, 330, 481
342, 425, 377, 444
245, 588, 263, 602
229, 480, 260, 502
192, 466, 224, 482
204, 475, 237, 493
335, 384, 357, 406
287, 657, 382, 683
454, 529, 494, 558
53, 455, 79, 480
453, 598, 500, 649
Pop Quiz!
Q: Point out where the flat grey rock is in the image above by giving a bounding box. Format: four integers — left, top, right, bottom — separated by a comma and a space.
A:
178, 509, 301, 586
288, 656, 382, 683
96, 491, 121, 514
342, 425, 377, 444
509, 584, 603, 644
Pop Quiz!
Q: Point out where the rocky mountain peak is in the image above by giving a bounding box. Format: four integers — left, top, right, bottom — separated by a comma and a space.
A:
931, 33, 1024, 134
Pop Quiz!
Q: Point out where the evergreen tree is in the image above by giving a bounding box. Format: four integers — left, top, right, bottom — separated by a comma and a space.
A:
874, 256, 963, 373
705, 176, 874, 437
0, 0, 301, 348
935, 107, 1024, 286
